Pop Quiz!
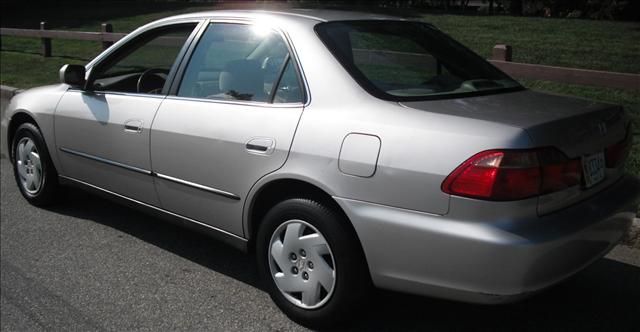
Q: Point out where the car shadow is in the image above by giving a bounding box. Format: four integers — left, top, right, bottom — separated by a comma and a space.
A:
45, 186, 262, 288
45, 187, 640, 331
345, 257, 640, 331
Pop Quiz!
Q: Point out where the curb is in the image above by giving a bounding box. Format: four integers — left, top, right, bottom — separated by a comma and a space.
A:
1, 85, 23, 159
622, 218, 640, 249
0, 84, 22, 99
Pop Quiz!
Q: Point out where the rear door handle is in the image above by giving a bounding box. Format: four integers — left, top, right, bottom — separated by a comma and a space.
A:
245, 137, 275, 155
124, 119, 144, 133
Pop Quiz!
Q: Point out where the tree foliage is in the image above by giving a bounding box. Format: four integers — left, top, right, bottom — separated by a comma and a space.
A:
289, 0, 638, 20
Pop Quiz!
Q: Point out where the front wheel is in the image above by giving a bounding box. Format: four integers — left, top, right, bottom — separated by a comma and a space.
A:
256, 198, 369, 328
11, 122, 60, 206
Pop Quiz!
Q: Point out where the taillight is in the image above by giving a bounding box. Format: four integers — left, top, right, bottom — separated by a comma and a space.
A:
538, 148, 582, 194
442, 148, 582, 201
605, 125, 632, 168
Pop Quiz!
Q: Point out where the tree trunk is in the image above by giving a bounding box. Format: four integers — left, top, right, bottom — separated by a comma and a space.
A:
511, 0, 523, 16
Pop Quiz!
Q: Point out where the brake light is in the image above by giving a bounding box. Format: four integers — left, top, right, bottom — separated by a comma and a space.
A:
605, 126, 632, 168
442, 148, 582, 201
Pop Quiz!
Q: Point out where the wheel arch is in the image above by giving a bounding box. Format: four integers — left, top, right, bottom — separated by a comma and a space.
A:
244, 176, 369, 271
7, 111, 40, 162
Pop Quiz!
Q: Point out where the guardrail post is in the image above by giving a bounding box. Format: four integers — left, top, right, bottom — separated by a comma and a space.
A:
101, 23, 113, 50
492, 44, 512, 62
40, 21, 51, 57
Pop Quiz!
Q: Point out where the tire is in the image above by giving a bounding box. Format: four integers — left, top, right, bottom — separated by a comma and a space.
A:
256, 198, 370, 329
11, 122, 60, 206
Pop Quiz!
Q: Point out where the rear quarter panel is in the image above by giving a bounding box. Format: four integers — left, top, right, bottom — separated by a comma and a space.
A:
254, 19, 534, 216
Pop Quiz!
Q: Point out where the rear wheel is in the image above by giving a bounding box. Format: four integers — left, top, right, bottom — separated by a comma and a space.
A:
256, 198, 369, 328
11, 123, 60, 206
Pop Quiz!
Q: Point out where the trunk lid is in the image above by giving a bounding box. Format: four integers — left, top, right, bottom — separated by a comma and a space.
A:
401, 90, 631, 214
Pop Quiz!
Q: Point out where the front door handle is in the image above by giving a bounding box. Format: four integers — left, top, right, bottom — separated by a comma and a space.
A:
124, 119, 144, 133
245, 137, 275, 155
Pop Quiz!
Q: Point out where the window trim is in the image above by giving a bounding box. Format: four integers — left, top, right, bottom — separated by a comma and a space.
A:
268, 54, 290, 103
314, 20, 525, 102
167, 18, 309, 107
79, 19, 205, 97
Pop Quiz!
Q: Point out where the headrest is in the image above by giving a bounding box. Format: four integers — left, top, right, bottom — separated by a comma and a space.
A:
219, 59, 264, 101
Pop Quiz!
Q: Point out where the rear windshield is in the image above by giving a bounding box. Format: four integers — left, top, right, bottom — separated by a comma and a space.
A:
315, 21, 523, 101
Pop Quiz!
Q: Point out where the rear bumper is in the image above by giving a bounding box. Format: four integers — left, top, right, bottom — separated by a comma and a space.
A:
335, 175, 640, 304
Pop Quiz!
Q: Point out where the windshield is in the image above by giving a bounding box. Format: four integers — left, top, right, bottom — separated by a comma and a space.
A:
315, 21, 523, 101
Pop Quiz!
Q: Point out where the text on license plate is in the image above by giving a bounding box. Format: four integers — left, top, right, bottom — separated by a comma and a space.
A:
581, 151, 605, 188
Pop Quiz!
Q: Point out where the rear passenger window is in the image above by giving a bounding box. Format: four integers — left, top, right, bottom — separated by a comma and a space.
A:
273, 60, 303, 104
177, 23, 301, 103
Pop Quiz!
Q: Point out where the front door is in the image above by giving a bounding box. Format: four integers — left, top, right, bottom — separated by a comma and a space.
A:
150, 22, 306, 236
55, 23, 199, 205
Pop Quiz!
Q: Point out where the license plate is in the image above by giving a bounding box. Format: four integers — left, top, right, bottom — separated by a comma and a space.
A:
581, 151, 605, 188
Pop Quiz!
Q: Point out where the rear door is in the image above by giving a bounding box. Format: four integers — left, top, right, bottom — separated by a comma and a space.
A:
150, 21, 305, 236
54, 22, 199, 205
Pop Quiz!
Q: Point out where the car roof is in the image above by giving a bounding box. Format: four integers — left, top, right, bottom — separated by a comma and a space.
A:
162, 8, 407, 25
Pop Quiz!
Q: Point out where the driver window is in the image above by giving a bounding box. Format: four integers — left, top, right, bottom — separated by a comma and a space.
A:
91, 23, 197, 94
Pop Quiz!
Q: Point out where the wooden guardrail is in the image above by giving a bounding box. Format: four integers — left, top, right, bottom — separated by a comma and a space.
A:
489, 44, 639, 91
0, 22, 125, 57
0, 23, 638, 91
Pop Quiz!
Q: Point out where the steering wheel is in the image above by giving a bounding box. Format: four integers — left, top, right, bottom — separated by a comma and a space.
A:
137, 68, 169, 94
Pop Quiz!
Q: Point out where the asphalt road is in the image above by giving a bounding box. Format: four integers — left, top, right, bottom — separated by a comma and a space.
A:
1, 157, 639, 331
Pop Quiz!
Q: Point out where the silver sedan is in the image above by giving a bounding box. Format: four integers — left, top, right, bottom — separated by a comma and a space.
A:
2, 9, 638, 328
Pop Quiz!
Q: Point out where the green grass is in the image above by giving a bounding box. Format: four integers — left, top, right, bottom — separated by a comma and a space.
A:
1, 4, 639, 175
1, 3, 213, 88
0, 2, 214, 32
519, 80, 640, 175
422, 14, 640, 74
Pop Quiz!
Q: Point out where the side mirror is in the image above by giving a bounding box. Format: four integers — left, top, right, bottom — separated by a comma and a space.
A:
59, 64, 86, 87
